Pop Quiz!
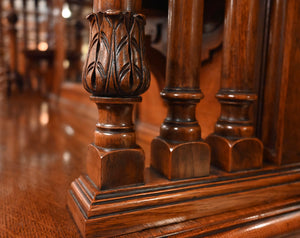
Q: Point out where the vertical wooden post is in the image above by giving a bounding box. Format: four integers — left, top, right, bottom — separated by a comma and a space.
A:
79, 0, 150, 189
68, 1, 150, 234
206, 0, 263, 172
7, 2, 18, 74
151, 0, 210, 180
34, 0, 40, 49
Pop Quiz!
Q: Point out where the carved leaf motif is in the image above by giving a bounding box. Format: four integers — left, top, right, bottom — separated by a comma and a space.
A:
115, 14, 133, 94
130, 15, 146, 94
82, 13, 104, 93
97, 14, 114, 94
82, 11, 150, 97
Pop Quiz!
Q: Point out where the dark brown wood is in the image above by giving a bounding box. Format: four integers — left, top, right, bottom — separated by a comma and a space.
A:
261, 0, 300, 165
78, 0, 150, 189
1, 92, 300, 237
206, 0, 264, 172
68, 164, 300, 237
68, 0, 150, 235
2, 0, 300, 237
151, 0, 210, 180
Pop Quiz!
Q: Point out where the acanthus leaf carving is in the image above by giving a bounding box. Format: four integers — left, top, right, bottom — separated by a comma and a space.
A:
82, 11, 150, 97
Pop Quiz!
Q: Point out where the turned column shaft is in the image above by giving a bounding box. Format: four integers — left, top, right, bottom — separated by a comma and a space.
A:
216, 0, 261, 138
81, 0, 149, 189
93, 0, 141, 12
162, 0, 204, 141
165, 0, 203, 89
151, 0, 210, 180
206, 0, 263, 172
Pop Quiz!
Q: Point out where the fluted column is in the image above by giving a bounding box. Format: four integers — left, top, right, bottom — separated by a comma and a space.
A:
206, 0, 263, 172
82, 0, 150, 189
151, 0, 210, 180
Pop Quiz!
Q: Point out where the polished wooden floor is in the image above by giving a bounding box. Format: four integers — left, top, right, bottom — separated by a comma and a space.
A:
0, 93, 94, 237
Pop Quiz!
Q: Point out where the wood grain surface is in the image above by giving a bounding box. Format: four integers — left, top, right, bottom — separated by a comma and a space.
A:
2, 92, 300, 238
0, 93, 85, 237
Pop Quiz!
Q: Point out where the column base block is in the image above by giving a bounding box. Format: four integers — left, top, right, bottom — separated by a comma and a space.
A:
151, 137, 210, 180
206, 134, 263, 172
86, 144, 144, 190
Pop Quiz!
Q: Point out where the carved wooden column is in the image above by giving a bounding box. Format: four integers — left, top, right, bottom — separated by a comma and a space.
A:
151, 0, 210, 180
81, 0, 149, 189
206, 0, 263, 172
68, 1, 150, 235
71, 0, 149, 189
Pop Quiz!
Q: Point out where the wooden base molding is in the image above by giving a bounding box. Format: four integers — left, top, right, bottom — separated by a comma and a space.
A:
206, 134, 263, 172
151, 137, 210, 179
67, 165, 300, 237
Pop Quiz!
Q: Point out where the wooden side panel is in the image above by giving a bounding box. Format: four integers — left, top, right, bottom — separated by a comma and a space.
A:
261, 0, 300, 165
282, 0, 300, 163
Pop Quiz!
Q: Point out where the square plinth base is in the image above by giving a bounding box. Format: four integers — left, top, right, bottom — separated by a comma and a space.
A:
151, 137, 211, 180
206, 134, 263, 172
86, 144, 144, 190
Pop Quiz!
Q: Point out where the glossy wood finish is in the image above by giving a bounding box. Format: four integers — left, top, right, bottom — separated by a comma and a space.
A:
68, 160, 300, 237
206, 0, 264, 172
0, 94, 83, 237
261, 0, 300, 165
2, 0, 300, 237
68, 0, 150, 235
151, 0, 210, 180
77, 0, 149, 190
2, 93, 300, 237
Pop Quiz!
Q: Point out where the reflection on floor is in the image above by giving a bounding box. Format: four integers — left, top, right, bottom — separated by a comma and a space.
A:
0, 93, 96, 237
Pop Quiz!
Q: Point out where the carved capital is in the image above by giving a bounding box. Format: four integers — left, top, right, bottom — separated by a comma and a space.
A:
82, 10, 150, 97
